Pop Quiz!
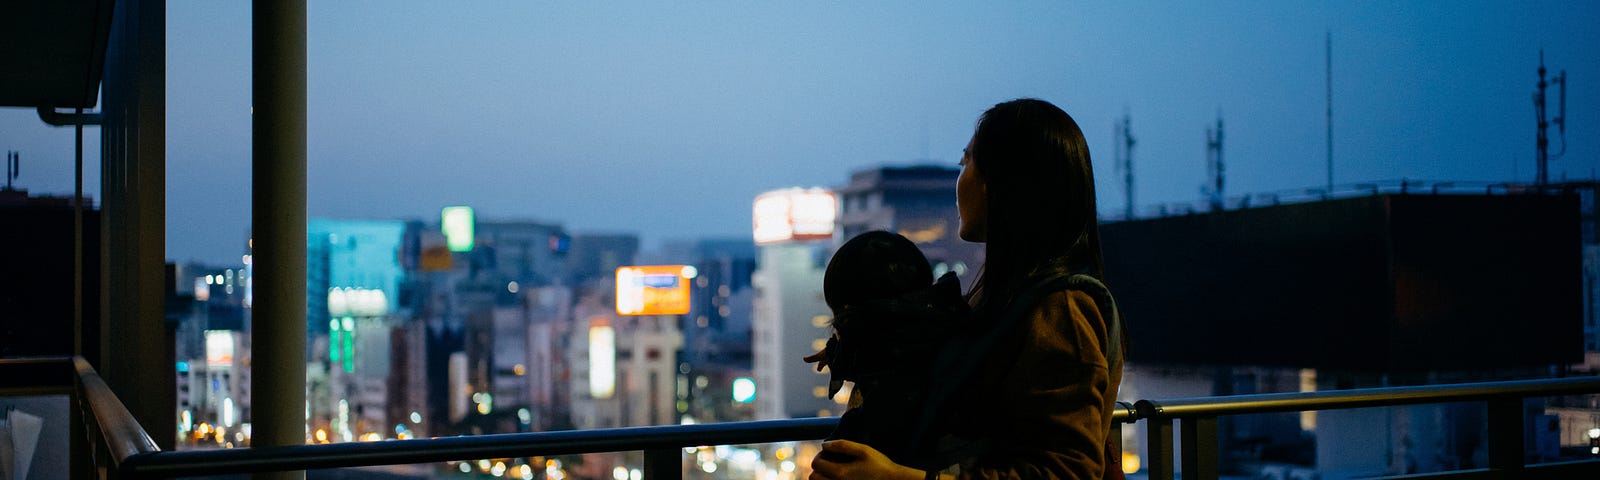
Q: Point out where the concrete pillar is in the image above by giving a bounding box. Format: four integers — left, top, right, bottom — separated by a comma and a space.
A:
100, 0, 173, 451
251, 2, 308, 480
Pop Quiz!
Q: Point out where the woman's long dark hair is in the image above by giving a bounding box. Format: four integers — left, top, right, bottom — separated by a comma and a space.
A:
966, 98, 1105, 316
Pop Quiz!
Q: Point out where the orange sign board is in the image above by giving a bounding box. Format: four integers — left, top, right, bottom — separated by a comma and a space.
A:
615, 265, 695, 316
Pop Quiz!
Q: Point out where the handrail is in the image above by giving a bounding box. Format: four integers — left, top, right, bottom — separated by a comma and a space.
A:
121, 406, 1135, 478
125, 418, 837, 477
73, 356, 161, 466
1134, 375, 1600, 419
4, 356, 1596, 479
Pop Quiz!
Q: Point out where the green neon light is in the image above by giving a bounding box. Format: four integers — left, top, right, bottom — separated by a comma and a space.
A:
442, 206, 475, 252
330, 328, 342, 363
343, 316, 356, 372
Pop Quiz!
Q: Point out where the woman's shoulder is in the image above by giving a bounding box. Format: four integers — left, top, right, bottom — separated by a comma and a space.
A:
1021, 288, 1110, 366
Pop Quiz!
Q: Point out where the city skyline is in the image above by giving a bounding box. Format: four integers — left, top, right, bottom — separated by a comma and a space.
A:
0, 1, 1596, 265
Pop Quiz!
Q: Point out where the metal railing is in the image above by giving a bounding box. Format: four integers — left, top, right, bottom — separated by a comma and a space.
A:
4, 356, 1599, 480
1131, 376, 1600, 480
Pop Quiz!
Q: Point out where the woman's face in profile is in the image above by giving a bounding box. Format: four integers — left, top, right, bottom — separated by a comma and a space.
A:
957, 136, 987, 242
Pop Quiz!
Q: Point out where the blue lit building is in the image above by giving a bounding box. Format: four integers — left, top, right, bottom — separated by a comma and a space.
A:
307, 219, 407, 337
304, 219, 407, 441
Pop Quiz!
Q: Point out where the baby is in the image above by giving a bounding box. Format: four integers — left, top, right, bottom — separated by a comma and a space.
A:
805, 230, 971, 469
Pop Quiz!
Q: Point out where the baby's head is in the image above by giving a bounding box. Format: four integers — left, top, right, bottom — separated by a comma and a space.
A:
824, 230, 932, 314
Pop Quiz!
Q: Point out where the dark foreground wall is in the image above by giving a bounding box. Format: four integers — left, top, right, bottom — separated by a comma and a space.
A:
0, 205, 101, 358
1102, 194, 1582, 372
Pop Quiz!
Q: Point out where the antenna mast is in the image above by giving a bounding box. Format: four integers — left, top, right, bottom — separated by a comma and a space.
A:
1115, 111, 1136, 219
1534, 50, 1567, 186
1326, 30, 1334, 190
1205, 115, 1224, 211
5, 151, 18, 191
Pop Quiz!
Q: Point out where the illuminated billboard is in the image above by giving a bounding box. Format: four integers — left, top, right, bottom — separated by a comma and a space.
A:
589, 317, 616, 399
205, 330, 235, 367
441, 206, 475, 252
328, 287, 388, 318
419, 230, 453, 271
615, 265, 697, 316
753, 187, 836, 244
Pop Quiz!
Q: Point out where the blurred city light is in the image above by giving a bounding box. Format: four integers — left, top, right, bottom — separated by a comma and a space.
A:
732, 377, 756, 403
589, 320, 616, 398
441, 206, 475, 252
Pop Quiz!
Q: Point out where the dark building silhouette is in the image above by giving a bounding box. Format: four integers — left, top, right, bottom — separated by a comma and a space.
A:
1104, 193, 1582, 372
0, 195, 99, 358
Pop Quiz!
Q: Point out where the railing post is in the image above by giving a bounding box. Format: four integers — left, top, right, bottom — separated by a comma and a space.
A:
1109, 422, 1122, 455
1146, 419, 1174, 480
1180, 416, 1219, 480
70, 389, 91, 480
1487, 398, 1525, 472
643, 448, 682, 480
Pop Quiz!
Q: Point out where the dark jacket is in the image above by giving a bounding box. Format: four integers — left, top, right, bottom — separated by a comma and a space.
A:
950, 277, 1124, 480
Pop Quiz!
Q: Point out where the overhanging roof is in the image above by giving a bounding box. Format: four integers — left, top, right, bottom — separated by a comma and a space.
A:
0, 0, 115, 108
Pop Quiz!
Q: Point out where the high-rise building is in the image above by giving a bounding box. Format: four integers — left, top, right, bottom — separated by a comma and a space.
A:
304, 219, 407, 442
565, 284, 684, 429
751, 243, 836, 419
681, 239, 758, 422
473, 220, 571, 289
307, 219, 407, 337
565, 234, 639, 286
751, 188, 841, 420
169, 262, 252, 445
836, 165, 982, 283
398, 213, 575, 435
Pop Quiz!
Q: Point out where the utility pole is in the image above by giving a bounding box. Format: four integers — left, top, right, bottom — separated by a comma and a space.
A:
1205, 115, 1224, 212
1114, 111, 1136, 219
1534, 50, 1567, 186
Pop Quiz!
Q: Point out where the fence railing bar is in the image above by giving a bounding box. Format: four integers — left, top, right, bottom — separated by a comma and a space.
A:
122, 418, 838, 478
1134, 376, 1600, 419
644, 448, 682, 480
10, 356, 1599, 480
1484, 398, 1524, 472
1179, 416, 1219, 480
1145, 419, 1174, 480
1374, 459, 1600, 479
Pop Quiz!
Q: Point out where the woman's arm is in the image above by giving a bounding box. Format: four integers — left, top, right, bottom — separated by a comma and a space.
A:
961, 290, 1113, 480
810, 440, 925, 480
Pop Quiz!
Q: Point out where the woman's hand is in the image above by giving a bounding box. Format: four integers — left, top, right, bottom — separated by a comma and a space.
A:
802, 349, 829, 372
809, 440, 924, 480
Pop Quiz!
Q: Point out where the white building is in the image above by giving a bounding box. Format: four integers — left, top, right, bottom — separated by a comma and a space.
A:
750, 187, 844, 420
751, 242, 838, 419
566, 288, 685, 429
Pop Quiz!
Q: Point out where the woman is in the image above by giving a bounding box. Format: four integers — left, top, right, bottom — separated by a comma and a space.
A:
810, 98, 1125, 480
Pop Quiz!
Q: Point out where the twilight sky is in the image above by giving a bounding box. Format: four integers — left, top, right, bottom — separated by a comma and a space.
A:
1, 1, 1596, 265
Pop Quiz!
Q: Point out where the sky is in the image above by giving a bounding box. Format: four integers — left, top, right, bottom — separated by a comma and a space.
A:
1, 1, 1596, 266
